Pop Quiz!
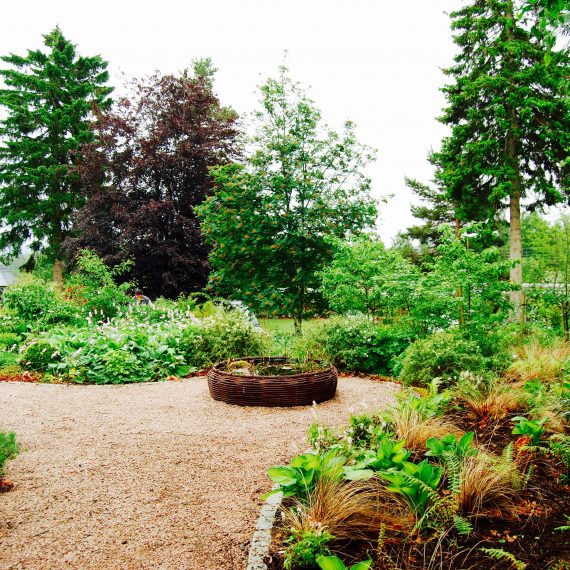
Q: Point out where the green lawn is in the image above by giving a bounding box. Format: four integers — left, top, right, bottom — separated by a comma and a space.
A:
259, 318, 324, 334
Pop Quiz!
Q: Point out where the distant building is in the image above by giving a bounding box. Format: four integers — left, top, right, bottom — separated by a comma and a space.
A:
0, 263, 17, 288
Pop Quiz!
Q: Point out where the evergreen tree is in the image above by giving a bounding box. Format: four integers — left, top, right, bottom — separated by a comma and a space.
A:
434, 0, 570, 316
0, 27, 112, 284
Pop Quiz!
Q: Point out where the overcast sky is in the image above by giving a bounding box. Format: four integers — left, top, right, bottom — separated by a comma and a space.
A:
1, 0, 465, 244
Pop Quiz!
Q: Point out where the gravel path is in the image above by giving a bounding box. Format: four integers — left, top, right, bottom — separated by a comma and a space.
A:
0, 377, 400, 570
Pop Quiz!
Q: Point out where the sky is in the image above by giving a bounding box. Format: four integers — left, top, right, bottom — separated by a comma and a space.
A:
0, 0, 465, 245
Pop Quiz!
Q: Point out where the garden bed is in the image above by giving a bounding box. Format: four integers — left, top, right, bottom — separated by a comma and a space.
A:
262, 382, 570, 570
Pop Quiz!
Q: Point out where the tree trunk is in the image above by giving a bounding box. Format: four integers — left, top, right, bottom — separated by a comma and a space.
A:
53, 258, 63, 289
293, 312, 302, 336
562, 300, 569, 343
509, 189, 523, 320
505, 0, 524, 322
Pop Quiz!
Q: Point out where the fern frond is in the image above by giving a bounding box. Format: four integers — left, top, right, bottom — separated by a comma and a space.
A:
399, 472, 442, 507
453, 514, 473, 536
555, 515, 570, 532
502, 442, 514, 464
443, 451, 462, 496
479, 547, 526, 569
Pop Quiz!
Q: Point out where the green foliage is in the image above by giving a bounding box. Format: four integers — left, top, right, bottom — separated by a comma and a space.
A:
479, 547, 526, 570
66, 250, 132, 318
317, 555, 372, 570
179, 310, 266, 368
397, 332, 485, 387
3, 275, 80, 329
0, 333, 20, 350
284, 527, 334, 570
265, 451, 345, 501
0, 312, 27, 335
197, 66, 377, 332
319, 237, 418, 319
315, 315, 413, 375
0, 431, 18, 478
347, 437, 410, 477
0, 27, 112, 268
0, 351, 20, 371
425, 432, 476, 462
19, 340, 57, 371
522, 213, 570, 336
511, 416, 547, 446
3, 275, 59, 322
379, 459, 443, 516
434, 0, 570, 301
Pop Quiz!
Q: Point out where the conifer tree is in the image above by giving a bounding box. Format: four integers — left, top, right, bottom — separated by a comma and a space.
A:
434, 0, 570, 316
0, 27, 112, 284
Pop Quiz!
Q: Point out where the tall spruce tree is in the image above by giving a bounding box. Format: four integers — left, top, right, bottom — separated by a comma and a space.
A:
0, 27, 112, 284
433, 0, 570, 316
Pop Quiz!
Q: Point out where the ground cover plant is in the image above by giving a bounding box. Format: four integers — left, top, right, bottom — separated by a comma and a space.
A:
265, 374, 570, 569
0, 431, 18, 492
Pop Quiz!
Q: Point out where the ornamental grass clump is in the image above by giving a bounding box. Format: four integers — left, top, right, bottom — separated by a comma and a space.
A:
283, 477, 413, 543
453, 372, 528, 420
508, 339, 570, 383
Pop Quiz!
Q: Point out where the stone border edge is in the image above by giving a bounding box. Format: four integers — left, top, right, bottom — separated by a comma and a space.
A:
246, 485, 283, 570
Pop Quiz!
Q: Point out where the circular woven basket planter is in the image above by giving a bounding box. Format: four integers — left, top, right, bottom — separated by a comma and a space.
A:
207, 357, 337, 407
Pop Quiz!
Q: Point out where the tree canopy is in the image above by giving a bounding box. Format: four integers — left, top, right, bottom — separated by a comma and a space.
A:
197, 67, 378, 332
433, 0, 570, 316
65, 62, 240, 298
0, 27, 112, 284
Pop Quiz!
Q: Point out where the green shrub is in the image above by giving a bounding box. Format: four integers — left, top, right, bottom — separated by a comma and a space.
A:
3, 276, 81, 329
0, 313, 27, 335
3, 275, 58, 321
0, 351, 20, 371
66, 250, 132, 318
0, 332, 20, 350
397, 332, 485, 387
0, 431, 18, 478
316, 315, 413, 374
180, 310, 266, 368
19, 340, 57, 371
96, 349, 146, 384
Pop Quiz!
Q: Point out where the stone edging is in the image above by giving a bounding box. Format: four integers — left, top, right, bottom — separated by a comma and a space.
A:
246, 485, 283, 570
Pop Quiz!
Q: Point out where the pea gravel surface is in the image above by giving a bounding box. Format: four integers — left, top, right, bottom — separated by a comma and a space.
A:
0, 376, 400, 570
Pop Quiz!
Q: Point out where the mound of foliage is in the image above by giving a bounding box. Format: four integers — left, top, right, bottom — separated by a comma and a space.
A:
265, 374, 570, 569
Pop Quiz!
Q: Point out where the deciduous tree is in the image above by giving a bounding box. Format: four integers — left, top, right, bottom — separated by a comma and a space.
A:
66, 62, 240, 298
197, 67, 377, 333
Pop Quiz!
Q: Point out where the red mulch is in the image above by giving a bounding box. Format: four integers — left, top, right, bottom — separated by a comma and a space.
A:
0, 480, 15, 493
0, 371, 41, 383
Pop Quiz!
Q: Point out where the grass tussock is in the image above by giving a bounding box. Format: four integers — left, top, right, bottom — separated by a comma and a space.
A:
283, 477, 413, 541
507, 340, 570, 382
456, 450, 523, 519
386, 405, 462, 451
453, 374, 529, 420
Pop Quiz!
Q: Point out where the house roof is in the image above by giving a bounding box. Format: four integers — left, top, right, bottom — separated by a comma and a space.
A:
0, 264, 17, 287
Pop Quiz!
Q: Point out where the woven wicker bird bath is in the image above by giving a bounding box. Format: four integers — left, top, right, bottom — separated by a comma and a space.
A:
207, 356, 337, 407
